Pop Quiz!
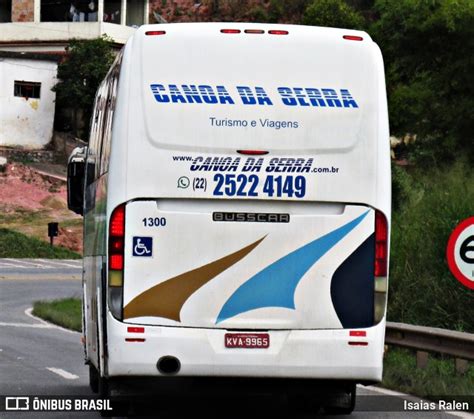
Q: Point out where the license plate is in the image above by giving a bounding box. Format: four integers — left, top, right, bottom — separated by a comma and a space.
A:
224, 333, 270, 349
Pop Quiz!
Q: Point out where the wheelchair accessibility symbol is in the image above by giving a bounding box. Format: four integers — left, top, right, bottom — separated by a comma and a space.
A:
132, 237, 153, 257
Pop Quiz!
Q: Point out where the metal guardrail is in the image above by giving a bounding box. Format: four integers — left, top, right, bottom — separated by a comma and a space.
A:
386, 321, 474, 372
386, 322, 474, 360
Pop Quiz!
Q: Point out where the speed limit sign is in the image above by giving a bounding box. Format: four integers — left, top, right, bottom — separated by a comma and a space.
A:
446, 217, 474, 290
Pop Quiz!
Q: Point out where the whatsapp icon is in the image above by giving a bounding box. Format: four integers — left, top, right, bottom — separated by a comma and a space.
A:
177, 176, 190, 189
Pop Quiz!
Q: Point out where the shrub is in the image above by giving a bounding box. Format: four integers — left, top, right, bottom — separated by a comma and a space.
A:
303, 0, 365, 29
388, 160, 474, 332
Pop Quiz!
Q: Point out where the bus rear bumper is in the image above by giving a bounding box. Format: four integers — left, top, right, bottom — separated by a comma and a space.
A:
106, 315, 385, 382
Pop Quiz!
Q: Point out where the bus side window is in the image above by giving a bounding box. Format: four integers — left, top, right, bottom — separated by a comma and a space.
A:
88, 91, 102, 182
100, 76, 117, 175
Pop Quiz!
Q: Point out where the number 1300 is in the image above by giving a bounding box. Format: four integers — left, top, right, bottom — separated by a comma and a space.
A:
142, 217, 166, 227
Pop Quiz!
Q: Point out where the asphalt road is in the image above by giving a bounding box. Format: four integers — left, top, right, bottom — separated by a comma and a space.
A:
0, 273, 90, 418
0, 261, 471, 418
0, 259, 82, 280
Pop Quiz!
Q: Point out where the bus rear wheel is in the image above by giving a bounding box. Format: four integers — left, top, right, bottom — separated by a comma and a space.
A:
89, 364, 99, 393
323, 384, 356, 415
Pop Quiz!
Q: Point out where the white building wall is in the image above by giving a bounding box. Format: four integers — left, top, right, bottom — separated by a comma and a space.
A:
0, 22, 137, 50
0, 57, 57, 148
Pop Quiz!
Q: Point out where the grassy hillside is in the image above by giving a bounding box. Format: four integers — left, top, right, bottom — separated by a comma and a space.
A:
0, 228, 81, 259
383, 347, 474, 397
389, 160, 474, 332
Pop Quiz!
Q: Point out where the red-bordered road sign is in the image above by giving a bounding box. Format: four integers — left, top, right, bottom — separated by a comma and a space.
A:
446, 217, 474, 290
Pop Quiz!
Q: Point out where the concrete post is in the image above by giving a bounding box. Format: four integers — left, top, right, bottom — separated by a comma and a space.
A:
33, 0, 40, 22
144, 0, 149, 24
97, 0, 104, 22
455, 358, 469, 375
120, 0, 127, 25
416, 351, 429, 369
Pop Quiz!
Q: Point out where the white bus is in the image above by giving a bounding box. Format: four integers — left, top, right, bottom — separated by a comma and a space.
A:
68, 22, 390, 414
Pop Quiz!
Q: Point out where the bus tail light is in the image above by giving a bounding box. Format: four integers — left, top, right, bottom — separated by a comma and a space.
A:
343, 35, 363, 41
237, 150, 269, 155
375, 211, 388, 276
374, 210, 388, 323
109, 204, 125, 319
145, 30, 166, 36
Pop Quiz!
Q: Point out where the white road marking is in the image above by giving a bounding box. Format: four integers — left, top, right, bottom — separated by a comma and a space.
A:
24, 307, 50, 325
361, 385, 410, 397
0, 261, 25, 268
36, 259, 82, 268
1, 258, 27, 263
24, 307, 80, 335
0, 259, 82, 270
0, 309, 81, 334
3, 259, 43, 268
46, 367, 79, 380
0, 321, 52, 328
46, 261, 82, 268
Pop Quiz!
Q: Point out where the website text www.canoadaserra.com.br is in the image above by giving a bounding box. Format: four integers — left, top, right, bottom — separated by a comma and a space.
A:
171, 155, 340, 174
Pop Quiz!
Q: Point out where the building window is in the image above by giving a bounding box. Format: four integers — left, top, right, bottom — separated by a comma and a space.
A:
41, 0, 98, 22
126, 0, 145, 26
0, 0, 12, 23
14, 81, 41, 100
104, 0, 121, 23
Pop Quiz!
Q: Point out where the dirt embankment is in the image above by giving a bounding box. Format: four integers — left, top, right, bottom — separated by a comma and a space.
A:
0, 163, 83, 253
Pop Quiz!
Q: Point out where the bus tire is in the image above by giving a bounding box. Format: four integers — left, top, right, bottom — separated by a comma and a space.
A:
97, 377, 129, 417
288, 395, 320, 415
323, 384, 356, 415
89, 364, 99, 393
100, 400, 129, 418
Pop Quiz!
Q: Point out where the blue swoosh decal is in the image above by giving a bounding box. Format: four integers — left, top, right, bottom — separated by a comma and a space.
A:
216, 211, 369, 323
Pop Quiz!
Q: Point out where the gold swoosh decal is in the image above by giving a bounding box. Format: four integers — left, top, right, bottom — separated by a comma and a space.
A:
123, 236, 266, 321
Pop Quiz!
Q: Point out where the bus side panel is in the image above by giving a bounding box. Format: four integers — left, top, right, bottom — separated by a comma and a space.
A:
83, 174, 108, 372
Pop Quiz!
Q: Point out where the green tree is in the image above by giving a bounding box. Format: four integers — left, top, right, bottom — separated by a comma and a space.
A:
371, 0, 474, 165
53, 36, 115, 138
302, 0, 365, 29
268, 0, 310, 23
248, 5, 270, 22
